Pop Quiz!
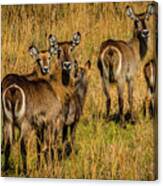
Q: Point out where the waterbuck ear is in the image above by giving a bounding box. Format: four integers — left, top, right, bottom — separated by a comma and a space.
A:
145, 4, 155, 20
85, 60, 91, 70
48, 34, 59, 55
71, 32, 81, 49
126, 6, 138, 20
28, 45, 39, 59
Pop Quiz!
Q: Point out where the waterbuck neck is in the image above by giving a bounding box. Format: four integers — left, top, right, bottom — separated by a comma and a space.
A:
62, 70, 70, 86
133, 31, 148, 60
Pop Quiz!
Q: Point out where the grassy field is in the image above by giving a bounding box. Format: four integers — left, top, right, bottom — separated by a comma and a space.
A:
1, 2, 157, 180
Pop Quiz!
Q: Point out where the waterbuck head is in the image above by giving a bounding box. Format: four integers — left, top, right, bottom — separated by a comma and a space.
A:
75, 60, 91, 87
48, 32, 81, 86
74, 60, 91, 109
126, 3, 155, 58
28, 37, 55, 75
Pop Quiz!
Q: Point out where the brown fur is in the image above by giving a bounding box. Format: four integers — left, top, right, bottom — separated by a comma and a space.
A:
143, 59, 156, 118
62, 61, 91, 152
2, 76, 65, 174
97, 4, 155, 127
1, 45, 72, 174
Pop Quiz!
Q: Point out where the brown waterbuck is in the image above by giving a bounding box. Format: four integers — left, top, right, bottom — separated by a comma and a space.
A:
2, 80, 63, 174
1, 38, 57, 174
97, 3, 155, 127
47, 33, 84, 153
143, 59, 156, 118
62, 60, 91, 154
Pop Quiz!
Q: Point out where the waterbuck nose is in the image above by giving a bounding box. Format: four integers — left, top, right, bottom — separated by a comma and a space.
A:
142, 29, 149, 36
63, 61, 72, 71
43, 67, 49, 74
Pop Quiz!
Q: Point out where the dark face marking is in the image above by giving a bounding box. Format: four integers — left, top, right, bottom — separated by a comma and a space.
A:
134, 15, 149, 39
126, 4, 155, 59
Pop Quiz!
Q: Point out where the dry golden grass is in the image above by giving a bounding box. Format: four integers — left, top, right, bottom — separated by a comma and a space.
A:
1, 2, 157, 180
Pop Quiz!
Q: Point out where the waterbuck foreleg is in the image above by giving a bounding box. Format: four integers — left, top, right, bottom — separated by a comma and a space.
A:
128, 79, 136, 124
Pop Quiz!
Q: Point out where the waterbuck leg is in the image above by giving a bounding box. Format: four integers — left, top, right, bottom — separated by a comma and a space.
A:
102, 79, 111, 118
106, 96, 111, 119
20, 136, 28, 175
20, 120, 31, 175
53, 128, 59, 160
149, 98, 154, 118
70, 122, 77, 148
36, 126, 44, 169
128, 79, 136, 124
4, 139, 11, 172
62, 125, 68, 148
117, 83, 125, 128
3, 122, 12, 172
43, 125, 53, 165
143, 98, 147, 117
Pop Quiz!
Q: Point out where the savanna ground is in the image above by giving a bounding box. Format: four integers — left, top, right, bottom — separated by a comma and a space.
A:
1, 2, 157, 180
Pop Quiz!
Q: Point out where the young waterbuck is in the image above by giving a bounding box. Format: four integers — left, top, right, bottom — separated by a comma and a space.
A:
143, 59, 156, 118
62, 60, 91, 154
48, 32, 83, 152
97, 3, 155, 127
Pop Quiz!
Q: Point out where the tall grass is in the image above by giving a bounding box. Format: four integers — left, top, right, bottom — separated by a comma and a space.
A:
1, 2, 157, 180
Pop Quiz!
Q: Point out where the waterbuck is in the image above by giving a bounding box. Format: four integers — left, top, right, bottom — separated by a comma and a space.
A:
143, 59, 156, 118
62, 60, 91, 154
47, 33, 82, 152
1, 36, 60, 172
2, 79, 64, 174
97, 4, 155, 127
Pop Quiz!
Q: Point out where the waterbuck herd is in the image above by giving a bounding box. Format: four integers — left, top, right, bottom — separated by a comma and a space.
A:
1, 3, 157, 175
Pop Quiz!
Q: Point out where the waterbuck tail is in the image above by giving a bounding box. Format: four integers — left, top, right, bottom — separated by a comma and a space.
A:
2, 84, 26, 144
99, 45, 122, 79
